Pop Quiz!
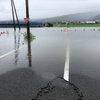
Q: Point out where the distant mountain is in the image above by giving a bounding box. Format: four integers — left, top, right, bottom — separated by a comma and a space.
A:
90, 14, 100, 20
1, 12, 100, 23
33, 12, 100, 22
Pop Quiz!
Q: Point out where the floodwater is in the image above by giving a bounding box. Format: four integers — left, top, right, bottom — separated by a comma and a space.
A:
0, 27, 100, 100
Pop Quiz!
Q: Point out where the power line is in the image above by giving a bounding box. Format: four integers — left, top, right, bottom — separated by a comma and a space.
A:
32, 0, 100, 1
1, 8, 100, 13
1, 7, 100, 12
14, 7, 100, 11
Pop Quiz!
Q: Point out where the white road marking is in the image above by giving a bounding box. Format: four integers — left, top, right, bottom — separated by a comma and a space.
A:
0, 46, 25, 59
63, 46, 70, 81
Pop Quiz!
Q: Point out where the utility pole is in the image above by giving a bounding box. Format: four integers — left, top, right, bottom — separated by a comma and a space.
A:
25, 0, 30, 38
11, 0, 21, 31
11, 0, 16, 31
12, 0, 21, 30
25, 0, 31, 67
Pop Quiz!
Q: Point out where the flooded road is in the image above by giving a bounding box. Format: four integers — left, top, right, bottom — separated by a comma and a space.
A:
0, 27, 100, 100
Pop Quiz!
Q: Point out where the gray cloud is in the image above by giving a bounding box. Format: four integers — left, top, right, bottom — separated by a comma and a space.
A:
0, 5, 5, 12
0, 0, 100, 20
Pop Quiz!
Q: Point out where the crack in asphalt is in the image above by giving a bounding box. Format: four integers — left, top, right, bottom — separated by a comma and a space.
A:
69, 82, 83, 100
31, 81, 55, 100
31, 77, 83, 100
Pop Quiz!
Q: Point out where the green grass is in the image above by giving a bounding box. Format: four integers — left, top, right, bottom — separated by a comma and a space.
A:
21, 32, 36, 42
53, 23, 100, 27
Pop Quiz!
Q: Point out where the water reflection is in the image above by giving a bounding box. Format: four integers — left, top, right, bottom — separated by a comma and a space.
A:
27, 38, 32, 67
23, 33, 33, 67
14, 31, 20, 65
6, 30, 9, 37
0, 31, 9, 36
23, 32, 36, 67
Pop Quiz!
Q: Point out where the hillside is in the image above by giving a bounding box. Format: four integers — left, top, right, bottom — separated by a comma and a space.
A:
90, 14, 100, 20
33, 12, 100, 22
1, 12, 100, 23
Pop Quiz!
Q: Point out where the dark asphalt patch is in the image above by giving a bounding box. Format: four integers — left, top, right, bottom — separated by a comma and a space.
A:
32, 78, 81, 100
0, 68, 81, 100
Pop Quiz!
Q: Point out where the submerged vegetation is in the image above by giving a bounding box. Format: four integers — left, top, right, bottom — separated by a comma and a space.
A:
21, 32, 36, 42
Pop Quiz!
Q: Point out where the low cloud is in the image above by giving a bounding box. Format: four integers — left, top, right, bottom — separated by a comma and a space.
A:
0, 0, 100, 20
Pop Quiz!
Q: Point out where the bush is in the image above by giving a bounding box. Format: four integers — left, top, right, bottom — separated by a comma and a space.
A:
21, 32, 36, 42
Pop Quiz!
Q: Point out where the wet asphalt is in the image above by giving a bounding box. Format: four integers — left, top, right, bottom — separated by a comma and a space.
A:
0, 68, 81, 100
70, 73, 100, 100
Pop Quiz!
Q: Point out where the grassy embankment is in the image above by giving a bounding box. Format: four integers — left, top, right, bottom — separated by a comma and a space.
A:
53, 23, 100, 27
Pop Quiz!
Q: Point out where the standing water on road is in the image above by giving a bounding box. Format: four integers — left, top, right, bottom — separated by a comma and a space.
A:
0, 27, 100, 100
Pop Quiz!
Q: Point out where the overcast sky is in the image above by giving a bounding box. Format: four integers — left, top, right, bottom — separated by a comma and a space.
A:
0, 0, 100, 20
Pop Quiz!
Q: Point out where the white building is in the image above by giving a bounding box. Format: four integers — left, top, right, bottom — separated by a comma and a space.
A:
86, 21, 96, 24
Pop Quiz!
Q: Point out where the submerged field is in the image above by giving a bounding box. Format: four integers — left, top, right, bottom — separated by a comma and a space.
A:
53, 23, 100, 27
